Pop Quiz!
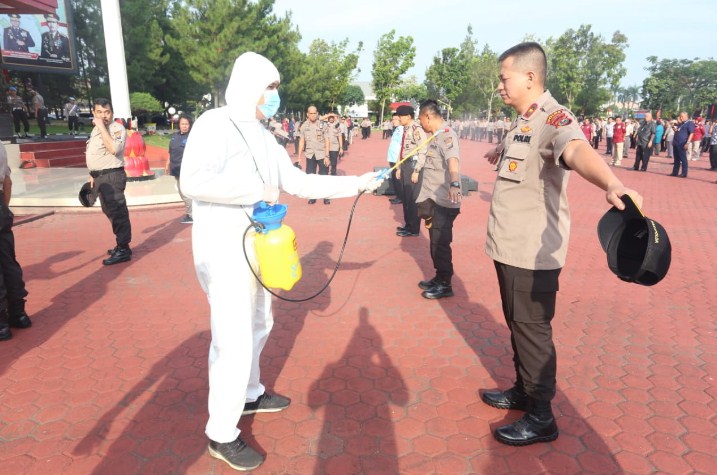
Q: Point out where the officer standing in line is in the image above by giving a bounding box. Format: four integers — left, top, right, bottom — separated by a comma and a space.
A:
297, 105, 330, 205
482, 42, 641, 446
387, 112, 403, 205
3, 14, 35, 52
0, 141, 32, 341
30, 89, 48, 139
325, 113, 343, 182
395, 105, 428, 237
7, 86, 30, 138
414, 100, 461, 299
64, 97, 79, 135
85, 98, 132, 265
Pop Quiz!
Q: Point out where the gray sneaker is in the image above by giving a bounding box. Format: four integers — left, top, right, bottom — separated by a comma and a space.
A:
208, 436, 264, 471
242, 392, 290, 415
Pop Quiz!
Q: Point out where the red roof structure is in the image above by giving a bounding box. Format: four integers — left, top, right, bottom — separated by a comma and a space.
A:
0, 0, 58, 15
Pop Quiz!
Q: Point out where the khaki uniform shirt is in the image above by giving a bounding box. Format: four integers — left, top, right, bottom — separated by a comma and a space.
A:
86, 121, 127, 171
32, 93, 45, 110
326, 122, 342, 152
486, 90, 586, 270
399, 122, 428, 173
416, 123, 460, 209
300, 120, 327, 160
8, 94, 24, 110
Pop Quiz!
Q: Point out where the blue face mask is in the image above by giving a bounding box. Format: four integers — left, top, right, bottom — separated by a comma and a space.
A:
258, 89, 281, 119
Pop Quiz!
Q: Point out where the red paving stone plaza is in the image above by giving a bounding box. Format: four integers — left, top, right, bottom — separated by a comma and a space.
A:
1, 131, 716, 474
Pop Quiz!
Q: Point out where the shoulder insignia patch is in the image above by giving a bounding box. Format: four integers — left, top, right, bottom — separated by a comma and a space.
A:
546, 109, 573, 128
524, 103, 538, 118
443, 135, 454, 149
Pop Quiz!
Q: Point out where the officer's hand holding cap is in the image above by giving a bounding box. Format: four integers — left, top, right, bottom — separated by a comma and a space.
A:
597, 194, 671, 286
78, 182, 97, 207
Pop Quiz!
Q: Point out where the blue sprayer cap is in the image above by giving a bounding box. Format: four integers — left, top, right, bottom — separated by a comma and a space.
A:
252, 202, 287, 234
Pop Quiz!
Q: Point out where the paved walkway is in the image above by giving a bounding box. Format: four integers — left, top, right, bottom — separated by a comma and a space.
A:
1, 133, 715, 474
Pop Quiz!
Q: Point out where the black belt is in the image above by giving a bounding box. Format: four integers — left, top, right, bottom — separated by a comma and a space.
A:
90, 167, 124, 178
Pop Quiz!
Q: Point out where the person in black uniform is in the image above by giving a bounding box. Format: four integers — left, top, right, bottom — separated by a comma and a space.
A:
0, 142, 32, 341
40, 12, 70, 61
3, 14, 35, 53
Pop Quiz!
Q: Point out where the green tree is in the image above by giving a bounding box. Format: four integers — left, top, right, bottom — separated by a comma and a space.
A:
425, 47, 469, 118
642, 57, 717, 117
339, 84, 365, 108
393, 76, 428, 103
120, 0, 169, 96
371, 30, 415, 123
282, 38, 362, 112
130, 91, 163, 117
545, 25, 628, 115
166, 0, 302, 107
72, 0, 109, 104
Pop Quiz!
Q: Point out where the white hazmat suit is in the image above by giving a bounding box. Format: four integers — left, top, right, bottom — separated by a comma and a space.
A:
181, 52, 378, 444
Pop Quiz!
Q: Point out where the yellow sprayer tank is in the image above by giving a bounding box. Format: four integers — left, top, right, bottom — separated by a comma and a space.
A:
252, 203, 302, 290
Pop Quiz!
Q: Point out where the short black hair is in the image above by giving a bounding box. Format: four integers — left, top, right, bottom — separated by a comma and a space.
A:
498, 42, 547, 84
178, 113, 193, 126
93, 97, 113, 112
419, 99, 442, 118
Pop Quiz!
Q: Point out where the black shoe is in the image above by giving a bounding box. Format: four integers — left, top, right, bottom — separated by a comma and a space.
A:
180, 215, 193, 224
208, 435, 264, 471
421, 282, 454, 299
0, 324, 11, 341
396, 230, 419, 237
9, 312, 32, 329
308, 199, 316, 204
107, 246, 134, 255
668, 174, 678, 177
243, 392, 290, 415
418, 277, 439, 290
323, 198, 331, 205
389, 198, 402, 204
103, 247, 132, 265
494, 412, 559, 446
396, 225, 407, 232
480, 387, 530, 410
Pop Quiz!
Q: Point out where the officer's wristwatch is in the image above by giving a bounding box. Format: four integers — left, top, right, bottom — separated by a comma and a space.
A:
449, 181, 461, 188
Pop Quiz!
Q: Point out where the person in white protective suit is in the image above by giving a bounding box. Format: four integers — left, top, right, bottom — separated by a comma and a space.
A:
180, 52, 382, 471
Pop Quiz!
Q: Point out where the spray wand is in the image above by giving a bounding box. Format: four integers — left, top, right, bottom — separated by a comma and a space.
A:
375, 127, 450, 182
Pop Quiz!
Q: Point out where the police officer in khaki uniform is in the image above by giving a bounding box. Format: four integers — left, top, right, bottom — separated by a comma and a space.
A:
414, 100, 461, 299
7, 86, 30, 138
298, 105, 329, 204
395, 105, 428, 237
30, 89, 48, 139
325, 114, 343, 184
481, 42, 642, 446
85, 98, 132, 265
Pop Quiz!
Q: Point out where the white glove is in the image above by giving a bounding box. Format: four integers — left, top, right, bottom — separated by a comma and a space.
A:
262, 184, 280, 204
358, 171, 384, 193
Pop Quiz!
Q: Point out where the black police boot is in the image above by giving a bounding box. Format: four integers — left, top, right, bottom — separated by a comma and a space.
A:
0, 309, 12, 341
494, 399, 558, 446
9, 311, 32, 329
418, 277, 439, 290
103, 246, 132, 265
480, 386, 530, 411
421, 281, 454, 299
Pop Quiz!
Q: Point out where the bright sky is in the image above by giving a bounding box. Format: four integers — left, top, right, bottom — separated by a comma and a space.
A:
271, 0, 714, 90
